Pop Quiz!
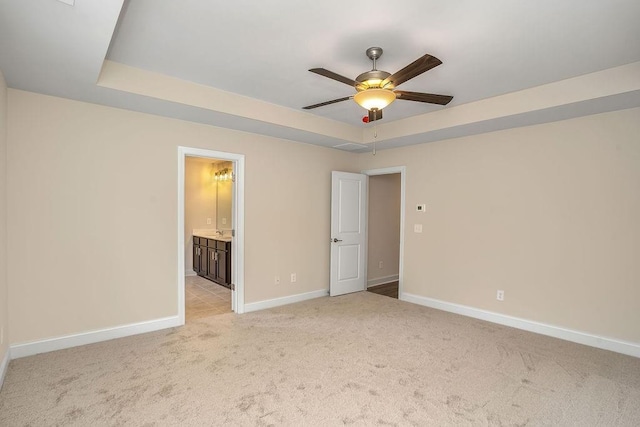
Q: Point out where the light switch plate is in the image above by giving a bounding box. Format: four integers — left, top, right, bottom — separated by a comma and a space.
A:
414, 224, 423, 233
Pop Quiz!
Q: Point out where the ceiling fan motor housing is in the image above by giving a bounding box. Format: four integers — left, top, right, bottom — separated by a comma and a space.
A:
356, 70, 392, 90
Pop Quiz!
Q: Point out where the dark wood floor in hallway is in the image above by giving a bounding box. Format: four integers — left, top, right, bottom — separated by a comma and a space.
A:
367, 281, 398, 299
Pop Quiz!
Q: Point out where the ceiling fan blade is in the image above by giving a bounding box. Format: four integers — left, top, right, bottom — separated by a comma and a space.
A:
394, 90, 453, 105
302, 96, 351, 110
309, 68, 359, 87
381, 54, 442, 88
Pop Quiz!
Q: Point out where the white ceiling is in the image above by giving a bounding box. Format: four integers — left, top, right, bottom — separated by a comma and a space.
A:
1, 0, 639, 151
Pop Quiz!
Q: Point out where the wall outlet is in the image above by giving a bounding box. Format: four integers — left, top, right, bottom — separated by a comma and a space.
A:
290, 273, 297, 283
416, 204, 426, 212
497, 290, 505, 301
222, 218, 227, 225
206, 218, 212, 225
378, 261, 383, 269
414, 224, 423, 233
275, 276, 280, 285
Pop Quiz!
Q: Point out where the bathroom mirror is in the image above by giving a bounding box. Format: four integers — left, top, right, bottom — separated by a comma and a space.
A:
215, 161, 233, 231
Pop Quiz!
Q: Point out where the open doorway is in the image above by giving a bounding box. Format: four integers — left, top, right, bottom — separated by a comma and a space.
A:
177, 147, 245, 326
184, 157, 234, 321
363, 167, 405, 299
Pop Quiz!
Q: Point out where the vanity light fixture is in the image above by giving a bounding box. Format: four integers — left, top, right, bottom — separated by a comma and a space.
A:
213, 168, 234, 182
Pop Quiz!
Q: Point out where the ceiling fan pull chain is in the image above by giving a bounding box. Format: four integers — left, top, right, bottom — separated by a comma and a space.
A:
373, 126, 377, 155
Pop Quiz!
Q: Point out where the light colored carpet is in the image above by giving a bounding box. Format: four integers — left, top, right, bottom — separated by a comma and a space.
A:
1, 292, 639, 426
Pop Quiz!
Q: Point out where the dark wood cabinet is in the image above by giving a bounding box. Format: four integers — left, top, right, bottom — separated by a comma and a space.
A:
192, 236, 207, 276
193, 236, 231, 288
206, 246, 217, 281
216, 248, 228, 284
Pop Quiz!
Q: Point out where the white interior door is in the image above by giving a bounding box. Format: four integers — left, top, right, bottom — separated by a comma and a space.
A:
330, 171, 367, 296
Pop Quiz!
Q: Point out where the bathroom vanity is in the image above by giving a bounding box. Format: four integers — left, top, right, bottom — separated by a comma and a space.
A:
193, 235, 232, 288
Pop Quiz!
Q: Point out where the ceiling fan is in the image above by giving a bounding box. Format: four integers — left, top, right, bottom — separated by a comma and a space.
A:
303, 47, 453, 122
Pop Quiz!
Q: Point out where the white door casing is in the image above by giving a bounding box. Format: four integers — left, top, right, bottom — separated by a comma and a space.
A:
178, 146, 245, 323
330, 171, 367, 296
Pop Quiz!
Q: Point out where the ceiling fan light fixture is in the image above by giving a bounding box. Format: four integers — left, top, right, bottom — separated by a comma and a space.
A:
354, 88, 396, 111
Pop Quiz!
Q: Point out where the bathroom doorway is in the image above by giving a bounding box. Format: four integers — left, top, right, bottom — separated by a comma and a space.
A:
177, 147, 245, 325
184, 157, 233, 321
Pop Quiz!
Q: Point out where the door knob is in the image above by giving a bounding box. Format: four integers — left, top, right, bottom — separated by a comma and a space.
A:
332, 238, 343, 243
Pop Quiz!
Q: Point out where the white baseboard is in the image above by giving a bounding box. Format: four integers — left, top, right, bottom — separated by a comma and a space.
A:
367, 274, 399, 288
401, 292, 640, 358
0, 348, 10, 390
185, 270, 197, 277
10, 315, 181, 359
244, 289, 329, 313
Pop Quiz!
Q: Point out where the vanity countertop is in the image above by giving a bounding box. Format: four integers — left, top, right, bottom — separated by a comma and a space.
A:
193, 231, 232, 242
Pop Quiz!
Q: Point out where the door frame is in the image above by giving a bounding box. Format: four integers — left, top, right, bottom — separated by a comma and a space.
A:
177, 146, 246, 324
362, 166, 406, 298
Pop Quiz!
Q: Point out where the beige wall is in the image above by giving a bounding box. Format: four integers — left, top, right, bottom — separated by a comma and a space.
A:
0, 70, 8, 363
361, 107, 640, 343
7, 89, 357, 344
367, 174, 401, 284
184, 157, 217, 273
5, 87, 639, 349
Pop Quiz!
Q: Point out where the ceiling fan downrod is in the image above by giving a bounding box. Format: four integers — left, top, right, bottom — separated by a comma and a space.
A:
366, 47, 383, 71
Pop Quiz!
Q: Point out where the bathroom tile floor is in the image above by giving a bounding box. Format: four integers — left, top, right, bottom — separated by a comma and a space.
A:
185, 275, 232, 321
